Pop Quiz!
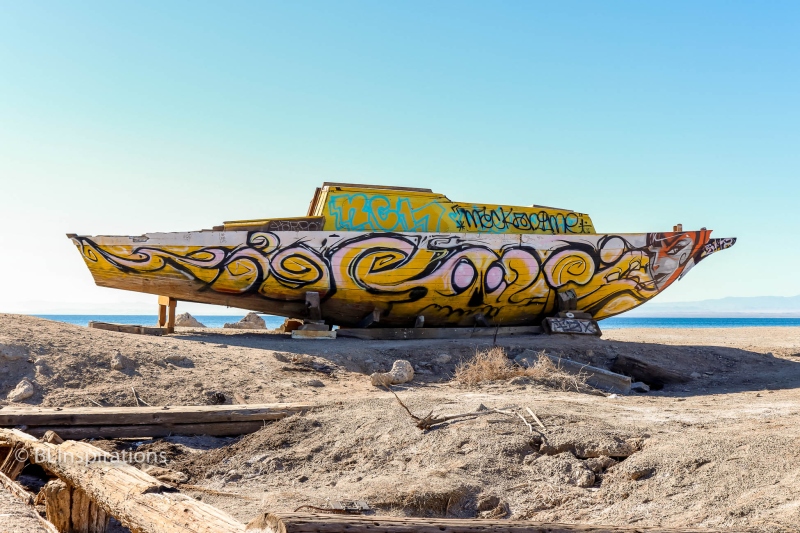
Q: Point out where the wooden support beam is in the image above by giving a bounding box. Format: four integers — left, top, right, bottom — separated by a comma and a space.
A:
157, 296, 177, 333
337, 325, 541, 340
305, 292, 322, 321
356, 308, 381, 329
246, 512, 714, 533
0, 403, 310, 428
544, 317, 601, 336
1, 429, 246, 533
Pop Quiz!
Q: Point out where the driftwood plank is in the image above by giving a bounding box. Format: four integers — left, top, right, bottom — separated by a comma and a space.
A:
246, 513, 717, 533
1, 429, 246, 533
0, 403, 311, 427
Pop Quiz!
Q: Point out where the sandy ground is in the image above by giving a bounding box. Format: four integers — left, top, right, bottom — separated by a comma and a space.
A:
2, 314, 800, 531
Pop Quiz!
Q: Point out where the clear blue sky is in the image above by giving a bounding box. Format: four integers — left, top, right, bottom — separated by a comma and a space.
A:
1, 1, 798, 313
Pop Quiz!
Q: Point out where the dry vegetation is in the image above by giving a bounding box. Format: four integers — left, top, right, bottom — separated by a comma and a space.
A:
452, 347, 591, 392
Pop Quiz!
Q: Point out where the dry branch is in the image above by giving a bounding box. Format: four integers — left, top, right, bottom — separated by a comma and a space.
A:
526, 407, 546, 430
387, 388, 512, 430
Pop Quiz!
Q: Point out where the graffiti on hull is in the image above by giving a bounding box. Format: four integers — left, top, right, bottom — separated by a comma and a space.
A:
324, 189, 596, 235
72, 228, 717, 326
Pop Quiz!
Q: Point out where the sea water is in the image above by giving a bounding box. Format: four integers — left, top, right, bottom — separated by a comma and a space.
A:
33, 315, 800, 329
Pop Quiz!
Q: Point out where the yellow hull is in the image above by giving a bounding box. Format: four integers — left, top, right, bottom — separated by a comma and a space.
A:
70, 230, 734, 328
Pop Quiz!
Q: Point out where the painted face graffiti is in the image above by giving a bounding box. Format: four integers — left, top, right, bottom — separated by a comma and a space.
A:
646, 231, 710, 290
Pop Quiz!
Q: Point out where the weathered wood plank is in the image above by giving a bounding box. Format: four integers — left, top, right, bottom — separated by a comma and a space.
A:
23, 421, 271, 439
246, 512, 717, 533
0, 403, 310, 427
336, 326, 542, 340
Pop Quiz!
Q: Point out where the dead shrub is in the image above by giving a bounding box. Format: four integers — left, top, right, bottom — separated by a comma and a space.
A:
452, 347, 520, 386
453, 347, 591, 392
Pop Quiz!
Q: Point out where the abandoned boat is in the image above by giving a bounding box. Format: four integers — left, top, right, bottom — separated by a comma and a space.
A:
69, 183, 736, 328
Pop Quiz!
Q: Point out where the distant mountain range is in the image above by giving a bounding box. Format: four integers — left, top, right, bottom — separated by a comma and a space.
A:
628, 295, 800, 317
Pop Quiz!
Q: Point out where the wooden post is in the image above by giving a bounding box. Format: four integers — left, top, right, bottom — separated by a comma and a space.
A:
305, 292, 322, 321
157, 296, 177, 333
44, 478, 110, 533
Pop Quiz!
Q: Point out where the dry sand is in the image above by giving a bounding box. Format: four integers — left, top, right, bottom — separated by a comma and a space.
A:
2, 314, 800, 531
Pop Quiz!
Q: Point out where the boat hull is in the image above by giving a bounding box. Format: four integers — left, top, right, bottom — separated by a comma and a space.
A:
70, 230, 734, 327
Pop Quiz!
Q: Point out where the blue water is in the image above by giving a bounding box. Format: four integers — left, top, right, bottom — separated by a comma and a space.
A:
34, 315, 800, 329
35, 315, 287, 329
601, 316, 800, 329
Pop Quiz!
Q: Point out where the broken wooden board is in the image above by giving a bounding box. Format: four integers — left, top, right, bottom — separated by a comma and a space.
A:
0, 403, 309, 427
246, 512, 717, 533
88, 321, 166, 336
515, 351, 631, 394
336, 325, 542, 340
544, 316, 602, 336
0, 429, 247, 533
611, 353, 691, 386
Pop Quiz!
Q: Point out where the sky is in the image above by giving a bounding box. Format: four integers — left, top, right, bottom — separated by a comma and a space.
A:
1, 2, 798, 314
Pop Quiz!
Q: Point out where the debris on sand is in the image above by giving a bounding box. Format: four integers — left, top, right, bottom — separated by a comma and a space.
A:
224, 312, 266, 330
370, 360, 414, 387
175, 313, 206, 328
